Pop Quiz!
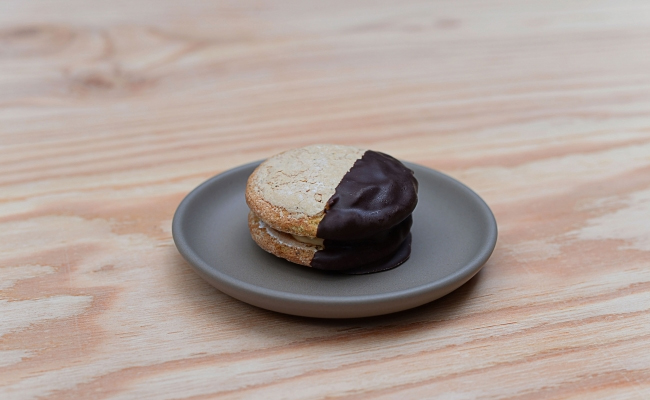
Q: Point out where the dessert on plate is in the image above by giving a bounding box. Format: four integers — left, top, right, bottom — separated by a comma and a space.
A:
245, 144, 418, 274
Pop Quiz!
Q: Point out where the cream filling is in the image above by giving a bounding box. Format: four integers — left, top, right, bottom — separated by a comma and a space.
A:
258, 219, 324, 247
290, 234, 324, 246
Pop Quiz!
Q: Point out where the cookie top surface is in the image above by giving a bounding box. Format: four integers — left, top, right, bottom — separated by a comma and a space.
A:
246, 144, 418, 239
246, 144, 366, 236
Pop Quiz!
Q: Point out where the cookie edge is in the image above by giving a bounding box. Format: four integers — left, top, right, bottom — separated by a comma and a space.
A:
248, 211, 318, 267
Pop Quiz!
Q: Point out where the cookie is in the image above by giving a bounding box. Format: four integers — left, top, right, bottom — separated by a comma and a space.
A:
245, 144, 418, 273
246, 144, 365, 238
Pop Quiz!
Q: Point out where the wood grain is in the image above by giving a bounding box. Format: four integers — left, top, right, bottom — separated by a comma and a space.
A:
2, 0, 650, 398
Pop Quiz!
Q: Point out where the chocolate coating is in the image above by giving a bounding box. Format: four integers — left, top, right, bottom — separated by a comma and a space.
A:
344, 233, 412, 275
311, 216, 412, 271
316, 150, 418, 240
310, 151, 418, 273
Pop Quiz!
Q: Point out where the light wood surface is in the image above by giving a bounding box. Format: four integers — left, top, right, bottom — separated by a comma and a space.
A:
2, 1, 650, 398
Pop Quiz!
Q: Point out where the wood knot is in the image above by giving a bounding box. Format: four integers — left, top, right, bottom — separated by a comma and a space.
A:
69, 64, 154, 96
0, 25, 75, 57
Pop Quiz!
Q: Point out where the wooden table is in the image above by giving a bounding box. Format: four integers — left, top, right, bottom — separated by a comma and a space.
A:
2, 1, 650, 398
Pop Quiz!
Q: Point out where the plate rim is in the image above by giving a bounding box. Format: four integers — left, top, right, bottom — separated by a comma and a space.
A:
172, 160, 497, 316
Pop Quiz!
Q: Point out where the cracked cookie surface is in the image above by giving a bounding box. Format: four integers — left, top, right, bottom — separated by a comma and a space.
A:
245, 144, 366, 238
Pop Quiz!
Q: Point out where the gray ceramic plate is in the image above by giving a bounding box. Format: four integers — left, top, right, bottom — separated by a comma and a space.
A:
172, 161, 497, 318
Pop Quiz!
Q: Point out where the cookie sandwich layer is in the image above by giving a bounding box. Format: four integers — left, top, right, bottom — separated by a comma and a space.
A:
246, 144, 418, 273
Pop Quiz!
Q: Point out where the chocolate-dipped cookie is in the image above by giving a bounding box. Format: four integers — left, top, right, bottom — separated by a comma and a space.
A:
245, 144, 418, 273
